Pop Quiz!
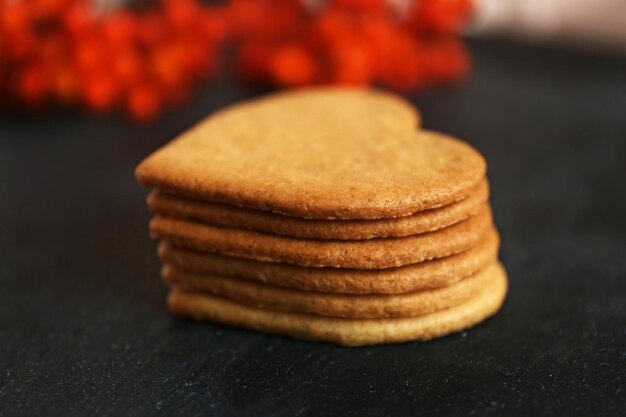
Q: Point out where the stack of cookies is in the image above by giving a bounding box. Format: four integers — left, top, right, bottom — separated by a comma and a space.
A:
136, 88, 507, 346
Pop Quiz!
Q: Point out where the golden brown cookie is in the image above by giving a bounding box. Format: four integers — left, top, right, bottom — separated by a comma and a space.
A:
163, 261, 496, 319
136, 88, 485, 219
147, 179, 489, 240
167, 262, 508, 346
159, 228, 500, 294
150, 205, 493, 269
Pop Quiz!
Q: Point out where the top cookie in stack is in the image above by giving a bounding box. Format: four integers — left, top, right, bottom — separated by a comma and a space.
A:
136, 88, 507, 346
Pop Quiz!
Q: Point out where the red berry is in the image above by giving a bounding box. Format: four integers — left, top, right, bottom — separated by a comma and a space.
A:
15, 62, 48, 106
50, 63, 78, 104
103, 11, 136, 49
127, 82, 162, 123
201, 8, 231, 42
113, 47, 144, 87
270, 44, 317, 87
330, 40, 373, 85
164, 0, 201, 29
82, 70, 119, 113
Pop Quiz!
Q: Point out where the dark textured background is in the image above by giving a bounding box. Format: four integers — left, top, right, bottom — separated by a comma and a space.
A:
1, 40, 625, 416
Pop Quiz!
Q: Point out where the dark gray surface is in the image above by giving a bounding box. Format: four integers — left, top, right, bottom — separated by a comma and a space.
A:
1, 40, 625, 416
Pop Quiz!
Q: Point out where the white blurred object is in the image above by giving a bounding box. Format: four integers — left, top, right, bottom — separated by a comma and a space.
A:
471, 0, 626, 51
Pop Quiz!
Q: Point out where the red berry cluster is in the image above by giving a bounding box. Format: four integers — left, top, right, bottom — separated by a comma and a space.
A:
0, 0, 473, 123
0, 0, 227, 122
233, 0, 473, 90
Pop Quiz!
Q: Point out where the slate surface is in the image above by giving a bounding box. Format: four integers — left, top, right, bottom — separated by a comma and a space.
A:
1, 39, 624, 416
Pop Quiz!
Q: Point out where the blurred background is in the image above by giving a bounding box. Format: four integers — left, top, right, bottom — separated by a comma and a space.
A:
1, 0, 625, 123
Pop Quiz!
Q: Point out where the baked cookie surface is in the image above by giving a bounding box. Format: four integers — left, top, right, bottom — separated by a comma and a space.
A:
150, 206, 493, 269
167, 262, 508, 346
147, 179, 489, 240
136, 88, 485, 219
159, 228, 500, 294
163, 260, 497, 319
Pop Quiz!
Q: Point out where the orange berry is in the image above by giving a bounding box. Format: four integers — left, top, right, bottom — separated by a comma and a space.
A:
2, 2, 37, 60
312, 10, 349, 47
270, 44, 317, 87
82, 70, 119, 113
136, 13, 166, 47
229, 0, 266, 37
442, 38, 471, 81
102, 11, 136, 49
201, 8, 230, 42
127, 82, 162, 123
15, 62, 48, 106
34, 0, 72, 19
64, 4, 93, 38
50, 63, 78, 104
383, 43, 424, 90
331, 44, 372, 85
74, 35, 107, 73
407, 0, 474, 34
164, 0, 201, 29
113, 48, 144, 86
1, 2, 33, 36
264, 3, 302, 38
421, 37, 471, 84
151, 43, 186, 88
